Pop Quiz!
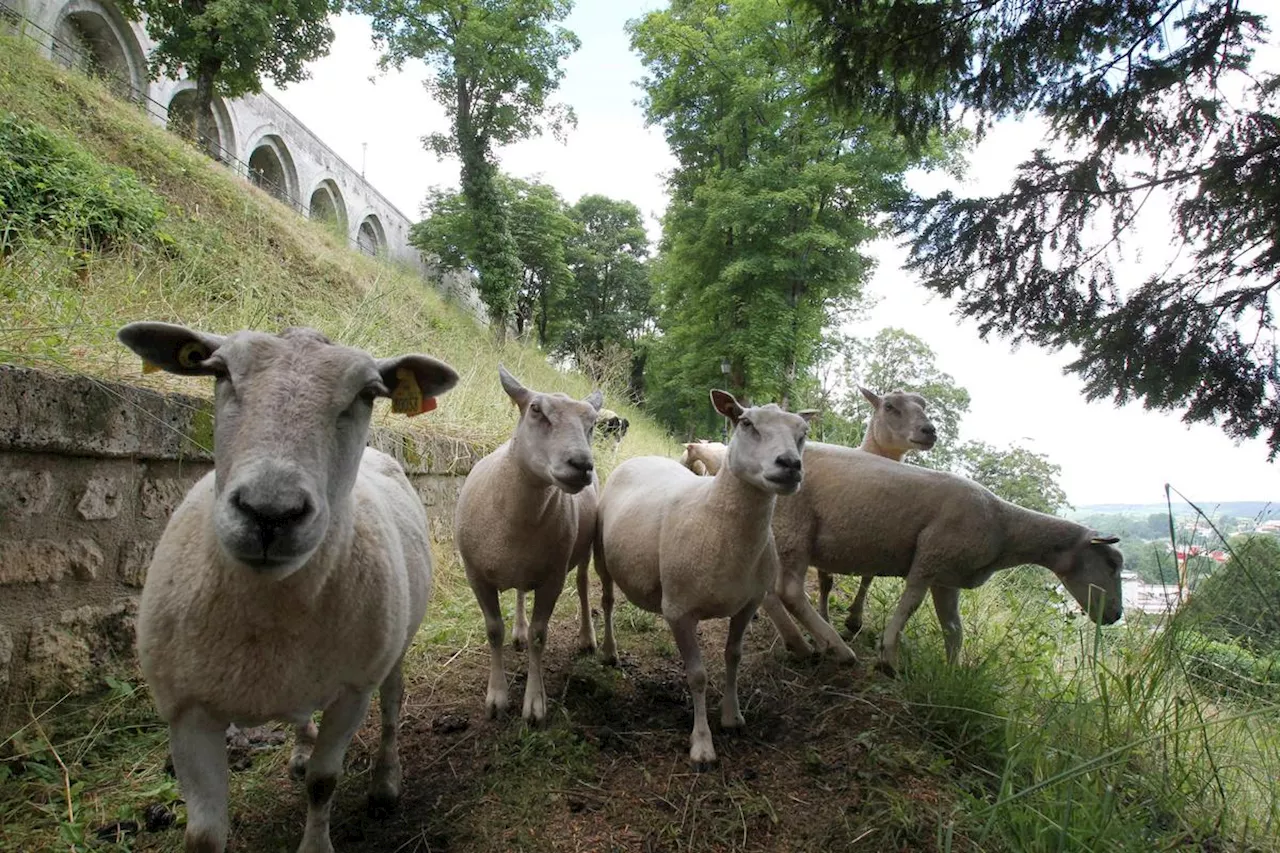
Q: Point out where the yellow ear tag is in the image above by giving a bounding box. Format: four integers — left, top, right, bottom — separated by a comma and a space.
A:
391, 367, 437, 416
141, 360, 161, 374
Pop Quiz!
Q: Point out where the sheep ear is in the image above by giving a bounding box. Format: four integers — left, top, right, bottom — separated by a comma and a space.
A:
584, 390, 604, 411
797, 409, 820, 423
1091, 536, 1120, 545
498, 364, 531, 409
859, 386, 882, 408
710, 389, 744, 423
118, 321, 226, 376
377, 354, 459, 417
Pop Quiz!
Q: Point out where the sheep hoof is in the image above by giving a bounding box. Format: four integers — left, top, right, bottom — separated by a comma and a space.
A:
720, 713, 746, 732
577, 637, 597, 655
601, 650, 619, 667
874, 660, 898, 679
367, 791, 400, 818
485, 694, 509, 719
288, 756, 308, 782
511, 636, 527, 652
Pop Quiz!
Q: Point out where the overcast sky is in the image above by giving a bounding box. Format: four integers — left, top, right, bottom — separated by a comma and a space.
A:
266, 1, 1277, 509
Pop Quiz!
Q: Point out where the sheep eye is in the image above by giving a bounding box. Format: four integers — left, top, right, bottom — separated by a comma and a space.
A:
884, 404, 897, 413
530, 401, 542, 415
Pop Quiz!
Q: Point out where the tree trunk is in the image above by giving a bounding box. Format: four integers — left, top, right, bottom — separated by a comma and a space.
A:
194, 64, 219, 159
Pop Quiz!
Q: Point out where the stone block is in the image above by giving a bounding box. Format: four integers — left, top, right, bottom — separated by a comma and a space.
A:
119, 540, 155, 588
140, 477, 193, 520
78, 475, 125, 520
0, 468, 54, 516
25, 601, 138, 698
0, 538, 103, 584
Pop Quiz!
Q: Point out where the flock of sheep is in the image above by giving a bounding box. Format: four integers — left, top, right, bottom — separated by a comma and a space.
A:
116, 322, 1124, 853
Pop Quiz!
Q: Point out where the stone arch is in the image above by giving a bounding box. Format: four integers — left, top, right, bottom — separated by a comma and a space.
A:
51, 0, 148, 101
246, 134, 300, 207
356, 214, 386, 257
166, 87, 236, 161
308, 179, 348, 232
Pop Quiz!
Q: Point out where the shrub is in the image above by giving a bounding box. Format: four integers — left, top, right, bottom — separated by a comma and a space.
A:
0, 110, 168, 254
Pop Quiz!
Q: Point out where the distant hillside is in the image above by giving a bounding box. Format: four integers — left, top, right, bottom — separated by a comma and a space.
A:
1074, 501, 1279, 519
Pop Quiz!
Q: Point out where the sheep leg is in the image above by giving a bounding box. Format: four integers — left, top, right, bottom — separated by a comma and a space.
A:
471, 579, 509, 718
776, 562, 857, 663
575, 562, 597, 654
878, 582, 930, 677
760, 591, 813, 656
523, 573, 566, 725
930, 584, 964, 666
512, 590, 529, 652
289, 719, 318, 781
596, 546, 619, 666
298, 689, 373, 853
846, 576, 874, 637
817, 571, 835, 623
668, 613, 715, 770
721, 601, 757, 731
368, 658, 406, 814
169, 710, 229, 853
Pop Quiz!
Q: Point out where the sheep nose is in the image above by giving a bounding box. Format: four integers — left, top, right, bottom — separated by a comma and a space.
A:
921, 423, 937, 437
231, 486, 312, 547
775, 454, 802, 472
566, 454, 594, 474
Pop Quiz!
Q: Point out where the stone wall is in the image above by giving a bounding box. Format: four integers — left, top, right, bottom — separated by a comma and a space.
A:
0, 364, 477, 712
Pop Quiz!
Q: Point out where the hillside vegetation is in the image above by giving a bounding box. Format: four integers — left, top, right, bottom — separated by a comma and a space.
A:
3, 35, 1280, 853
0, 36, 668, 460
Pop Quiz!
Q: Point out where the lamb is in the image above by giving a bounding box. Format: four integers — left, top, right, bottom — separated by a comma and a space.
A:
118, 322, 458, 853
759, 443, 1124, 674
595, 391, 815, 767
454, 367, 602, 724
816, 387, 936, 629
595, 407, 630, 443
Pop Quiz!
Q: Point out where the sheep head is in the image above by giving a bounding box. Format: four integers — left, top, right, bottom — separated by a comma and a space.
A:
860, 387, 937, 457
711, 390, 816, 495
1052, 534, 1124, 626
499, 365, 602, 494
118, 321, 458, 577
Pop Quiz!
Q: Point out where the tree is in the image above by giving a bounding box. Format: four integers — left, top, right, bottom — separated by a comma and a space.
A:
126, 0, 340, 157
632, 0, 940, 433
837, 327, 971, 470
559, 195, 653, 383
412, 174, 576, 346
1187, 535, 1280, 654
802, 0, 1279, 457
958, 440, 1069, 515
354, 0, 579, 330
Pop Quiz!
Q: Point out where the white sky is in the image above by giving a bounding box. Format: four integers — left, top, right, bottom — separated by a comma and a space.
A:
266, 1, 1278, 508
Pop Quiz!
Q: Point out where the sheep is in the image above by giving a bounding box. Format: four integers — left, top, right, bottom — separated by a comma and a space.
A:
594, 391, 816, 768
678, 438, 727, 477
595, 407, 630, 443
816, 387, 937, 629
117, 322, 459, 853
454, 366, 602, 724
759, 443, 1124, 674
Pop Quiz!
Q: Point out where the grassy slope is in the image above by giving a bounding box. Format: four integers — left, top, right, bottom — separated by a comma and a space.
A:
3, 36, 1279, 853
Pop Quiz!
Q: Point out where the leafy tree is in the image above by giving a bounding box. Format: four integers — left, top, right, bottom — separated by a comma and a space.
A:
958, 440, 1069, 515
412, 174, 576, 346
559, 195, 652, 379
125, 0, 340, 156
354, 0, 579, 329
631, 0, 941, 433
802, 0, 1280, 457
837, 327, 971, 470
1187, 535, 1280, 654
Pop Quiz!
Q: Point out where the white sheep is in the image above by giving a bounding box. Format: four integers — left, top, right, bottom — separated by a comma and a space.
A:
678, 438, 727, 477
759, 443, 1124, 674
595, 391, 815, 768
454, 367, 602, 724
118, 322, 458, 853
816, 387, 937, 629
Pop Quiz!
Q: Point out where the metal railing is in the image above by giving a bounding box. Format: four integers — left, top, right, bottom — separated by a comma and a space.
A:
0, 0, 383, 257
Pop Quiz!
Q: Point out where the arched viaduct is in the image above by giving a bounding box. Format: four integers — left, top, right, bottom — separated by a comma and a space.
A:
10, 0, 438, 273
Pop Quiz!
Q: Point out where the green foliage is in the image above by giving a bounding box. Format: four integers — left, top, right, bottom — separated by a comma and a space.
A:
125, 0, 339, 151
1177, 629, 1280, 701
803, 0, 1280, 457
1186, 535, 1280, 655
355, 0, 580, 327
631, 0, 945, 434
957, 439, 1069, 514
0, 111, 167, 254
